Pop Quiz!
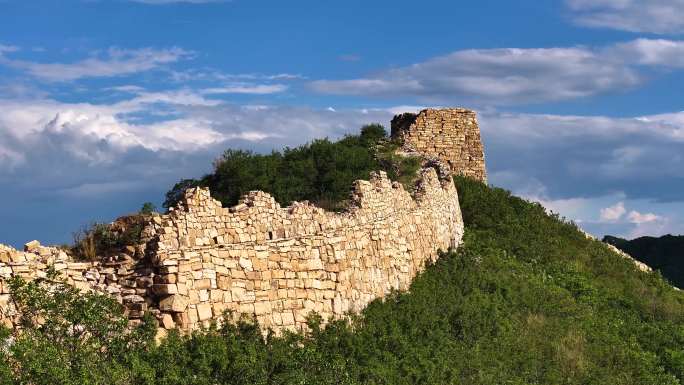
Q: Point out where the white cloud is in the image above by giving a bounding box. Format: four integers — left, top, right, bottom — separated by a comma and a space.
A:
0, 47, 193, 82
202, 84, 288, 95
627, 210, 662, 224
120, 89, 223, 108
600, 202, 626, 222
0, 94, 395, 178
608, 39, 684, 67
0, 44, 19, 54
480, 109, 684, 236
169, 70, 305, 83
567, 0, 684, 34
311, 39, 684, 105
109, 85, 146, 93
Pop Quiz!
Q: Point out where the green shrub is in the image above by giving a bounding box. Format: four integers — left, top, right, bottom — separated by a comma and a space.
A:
71, 218, 145, 260
0, 271, 156, 385
140, 202, 157, 215
162, 124, 422, 211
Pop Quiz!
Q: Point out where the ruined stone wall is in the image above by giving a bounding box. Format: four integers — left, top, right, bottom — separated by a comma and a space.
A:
391, 108, 487, 182
0, 242, 153, 329
147, 168, 463, 332
0, 168, 463, 333
0, 108, 483, 334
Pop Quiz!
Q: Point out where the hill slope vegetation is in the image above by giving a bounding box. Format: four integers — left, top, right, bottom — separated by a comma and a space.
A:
3, 176, 684, 384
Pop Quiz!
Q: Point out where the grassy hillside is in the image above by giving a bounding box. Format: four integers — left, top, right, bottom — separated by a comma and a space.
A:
3, 178, 684, 384
605, 234, 684, 288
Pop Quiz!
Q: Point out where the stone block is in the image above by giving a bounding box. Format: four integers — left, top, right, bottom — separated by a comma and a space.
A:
194, 278, 211, 290
23, 240, 40, 252
159, 295, 188, 313
197, 303, 212, 321
152, 284, 178, 295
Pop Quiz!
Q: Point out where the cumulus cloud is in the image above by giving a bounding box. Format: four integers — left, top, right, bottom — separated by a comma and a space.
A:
481, 109, 684, 203
567, 0, 684, 34
0, 47, 193, 82
310, 39, 684, 105
600, 202, 626, 222
627, 210, 662, 224
0, 94, 394, 178
608, 39, 684, 67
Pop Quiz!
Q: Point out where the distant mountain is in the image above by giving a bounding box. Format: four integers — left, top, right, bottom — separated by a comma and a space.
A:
603, 234, 684, 287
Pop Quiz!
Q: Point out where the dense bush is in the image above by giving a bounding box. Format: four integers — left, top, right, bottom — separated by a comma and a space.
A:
0, 270, 156, 385
163, 124, 420, 211
4, 177, 684, 384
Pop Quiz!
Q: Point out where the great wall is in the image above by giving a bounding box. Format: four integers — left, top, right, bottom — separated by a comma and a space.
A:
0, 108, 486, 334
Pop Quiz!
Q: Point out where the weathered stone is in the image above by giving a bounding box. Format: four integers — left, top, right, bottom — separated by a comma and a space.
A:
391, 108, 487, 182
152, 284, 178, 295
194, 279, 211, 290
159, 295, 188, 313
197, 303, 213, 321
23, 240, 40, 253
161, 313, 175, 329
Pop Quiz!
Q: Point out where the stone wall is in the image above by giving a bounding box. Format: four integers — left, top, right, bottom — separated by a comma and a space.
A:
391, 108, 487, 182
0, 167, 463, 333
0, 108, 484, 334
146, 168, 463, 332
0, 242, 153, 329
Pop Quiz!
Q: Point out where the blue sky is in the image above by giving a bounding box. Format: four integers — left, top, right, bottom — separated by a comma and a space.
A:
1, 0, 684, 247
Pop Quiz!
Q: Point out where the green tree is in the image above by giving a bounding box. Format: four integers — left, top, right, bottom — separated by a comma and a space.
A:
140, 202, 157, 215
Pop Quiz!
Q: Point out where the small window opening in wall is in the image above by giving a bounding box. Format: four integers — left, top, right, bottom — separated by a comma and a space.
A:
268, 231, 274, 240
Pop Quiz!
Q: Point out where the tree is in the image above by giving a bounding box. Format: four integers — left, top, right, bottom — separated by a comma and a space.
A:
139, 202, 157, 215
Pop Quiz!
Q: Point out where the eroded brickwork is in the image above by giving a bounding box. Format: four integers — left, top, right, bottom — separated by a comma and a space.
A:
0, 242, 153, 329
0, 108, 485, 334
147, 168, 463, 332
0, 168, 463, 333
391, 108, 487, 182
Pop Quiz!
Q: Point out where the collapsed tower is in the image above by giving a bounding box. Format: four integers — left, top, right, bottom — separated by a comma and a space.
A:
391, 108, 487, 183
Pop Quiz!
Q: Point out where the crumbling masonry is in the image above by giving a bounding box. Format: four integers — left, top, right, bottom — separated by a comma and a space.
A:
0, 108, 485, 334
392, 108, 487, 182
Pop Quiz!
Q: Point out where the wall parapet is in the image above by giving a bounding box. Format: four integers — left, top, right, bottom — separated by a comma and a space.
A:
146, 168, 463, 332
